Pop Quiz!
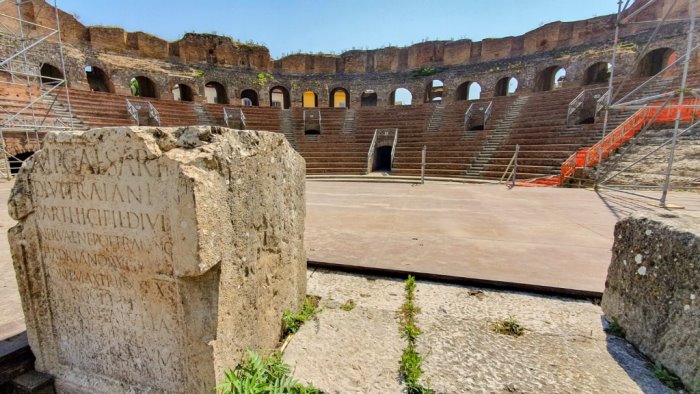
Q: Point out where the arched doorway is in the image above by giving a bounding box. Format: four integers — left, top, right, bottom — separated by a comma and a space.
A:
329, 87, 349, 108
455, 81, 482, 100
205, 81, 228, 104
425, 80, 444, 103
390, 88, 412, 106
583, 62, 612, 85
361, 91, 378, 107
85, 66, 112, 92
270, 86, 290, 108
40, 63, 63, 86
535, 66, 565, 91
302, 91, 318, 108
495, 77, 518, 97
172, 83, 194, 101
132, 76, 158, 98
240, 89, 258, 106
636, 48, 676, 77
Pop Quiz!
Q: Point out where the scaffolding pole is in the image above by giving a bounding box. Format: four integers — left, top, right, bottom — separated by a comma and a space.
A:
0, 0, 73, 178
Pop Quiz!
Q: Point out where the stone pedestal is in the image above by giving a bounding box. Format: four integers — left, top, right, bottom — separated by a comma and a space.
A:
8, 126, 307, 393
602, 213, 699, 389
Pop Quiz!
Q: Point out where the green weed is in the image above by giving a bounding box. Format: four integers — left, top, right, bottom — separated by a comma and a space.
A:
340, 299, 355, 311
397, 275, 434, 394
282, 295, 320, 336
652, 362, 683, 391
492, 316, 524, 337
217, 350, 321, 394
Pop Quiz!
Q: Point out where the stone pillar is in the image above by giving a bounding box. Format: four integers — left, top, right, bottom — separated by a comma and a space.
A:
8, 126, 307, 393
601, 213, 699, 389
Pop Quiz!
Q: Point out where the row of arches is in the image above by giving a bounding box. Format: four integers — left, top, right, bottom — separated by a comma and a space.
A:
39, 47, 677, 108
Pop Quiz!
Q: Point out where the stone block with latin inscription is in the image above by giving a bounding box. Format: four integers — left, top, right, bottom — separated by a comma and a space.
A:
7, 126, 307, 393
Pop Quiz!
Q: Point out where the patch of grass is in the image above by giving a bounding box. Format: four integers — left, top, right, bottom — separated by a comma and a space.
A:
492, 316, 524, 337
605, 317, 626, 338
217, 350, 322, 394
652, 362, 684, 391
340, 299, 355, 311
397, 275, 434, 394
282, 295, 320, 336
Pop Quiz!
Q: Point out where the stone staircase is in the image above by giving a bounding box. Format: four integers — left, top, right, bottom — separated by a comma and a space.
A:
280, 109, 297, 150
596, 125, 700, 188
427, 104, 445, 132
40, 92, 89, 130
192, 103, 214, 126
342, 109, 356, 133
465, 96, 528, 178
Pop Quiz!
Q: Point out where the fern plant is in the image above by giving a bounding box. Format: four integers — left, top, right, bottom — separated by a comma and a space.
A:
217, 350, 321, 394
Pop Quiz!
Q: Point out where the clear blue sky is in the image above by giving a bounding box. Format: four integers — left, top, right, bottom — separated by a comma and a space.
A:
56, 0, 620, 59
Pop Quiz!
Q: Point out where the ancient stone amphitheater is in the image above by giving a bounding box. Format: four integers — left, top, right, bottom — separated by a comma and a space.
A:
1, 0, 698, 187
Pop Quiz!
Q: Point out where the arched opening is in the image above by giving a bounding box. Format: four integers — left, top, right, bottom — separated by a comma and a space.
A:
361, 90, 378, 107
495, 77, 518, 97
468, 83, 482, 100
302, 91, 318, 108
270, 86, 290, 109
389, 88, 412, 106
85, 66, 112, 92
373, 146, 393, 172
240, 89, 259, 106
204, 81, 228, 104
131, 76, 158, 98
172, 83, 194, 102
636, 48, 676, 77
329, 87, 349, 108
425, 80, 444, 103
583, 62, 612, 85
455, 81, 482, 101
535, 66, 565, 91
9, 151, 35, 175
40, 63, 63, 86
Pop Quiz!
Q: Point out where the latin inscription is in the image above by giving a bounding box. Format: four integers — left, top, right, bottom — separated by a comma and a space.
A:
29, 147, 186, 389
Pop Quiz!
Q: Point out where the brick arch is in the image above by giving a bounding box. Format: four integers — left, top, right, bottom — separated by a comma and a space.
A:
4, 136, 40, 158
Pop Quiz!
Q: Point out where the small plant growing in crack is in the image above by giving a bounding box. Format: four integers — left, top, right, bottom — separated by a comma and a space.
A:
492, 316, 524, 337
397, 275, 434, 394
282, 295, 320, 336
605, 317, 626, 338
340, 299, 355, 311
652, 362, 684, 391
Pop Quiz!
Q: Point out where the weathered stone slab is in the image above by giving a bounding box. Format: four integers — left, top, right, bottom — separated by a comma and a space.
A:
8, 126, 307, 393
602, 212, 699, 389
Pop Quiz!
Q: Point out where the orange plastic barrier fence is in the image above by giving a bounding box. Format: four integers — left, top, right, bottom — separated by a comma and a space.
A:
559, 99, 699, 184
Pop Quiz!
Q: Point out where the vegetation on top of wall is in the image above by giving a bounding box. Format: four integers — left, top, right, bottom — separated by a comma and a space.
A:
193, 70, 205, 78
217, 350, 322, 394
414, 66, 436, 77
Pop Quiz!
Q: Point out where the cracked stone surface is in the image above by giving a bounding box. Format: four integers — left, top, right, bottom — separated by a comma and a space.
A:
285, 268, 670, 393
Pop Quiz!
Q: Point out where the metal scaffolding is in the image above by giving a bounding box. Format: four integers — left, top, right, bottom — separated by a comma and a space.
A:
595, 0, 698, 207
0, 0, 73, 178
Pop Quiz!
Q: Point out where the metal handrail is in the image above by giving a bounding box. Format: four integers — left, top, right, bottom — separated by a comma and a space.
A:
367, 129, 379, 173
596, 90, 610, 114
390, 129, 398, 167
148, 102, 161, 126
126, 99, 139, 124
567, 89, 586, 122
484, 101, 494, 125
499, 144, 519, 188
464, 103, 474, 130
224, 107, 246, 129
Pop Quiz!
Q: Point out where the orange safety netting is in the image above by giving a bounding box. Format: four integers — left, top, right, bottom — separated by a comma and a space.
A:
559, 99, 700, 184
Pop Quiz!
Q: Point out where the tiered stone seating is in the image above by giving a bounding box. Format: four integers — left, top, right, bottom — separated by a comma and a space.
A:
57, 88, 199, 128
34, 74, 696, 182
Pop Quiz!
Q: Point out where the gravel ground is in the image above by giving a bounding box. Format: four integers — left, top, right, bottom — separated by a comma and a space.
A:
283, 268, 670, 394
